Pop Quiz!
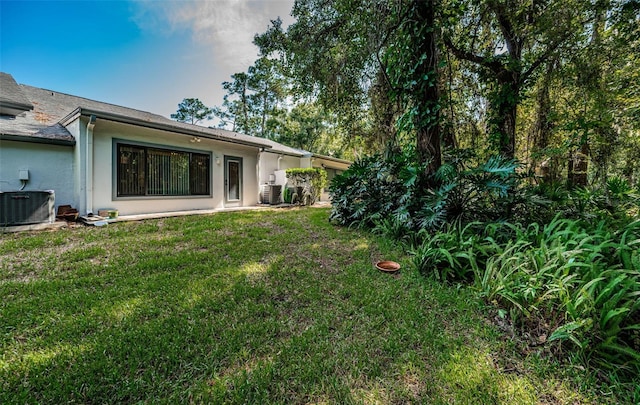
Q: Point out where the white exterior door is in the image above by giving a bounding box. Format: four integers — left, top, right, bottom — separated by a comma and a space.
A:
224, 156, 243, 206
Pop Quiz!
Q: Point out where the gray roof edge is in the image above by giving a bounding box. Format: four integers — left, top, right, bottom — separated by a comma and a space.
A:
312, 153, 352, 165
0, 133, 76, 146
59, 107, 82, 126
0, 72, 34, 112
64, 108, 274, 150
29, 84, 165, 121
262, 149, 305, 158
0, 100, 34, 111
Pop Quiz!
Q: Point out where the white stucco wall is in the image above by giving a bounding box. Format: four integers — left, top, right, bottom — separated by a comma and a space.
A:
258, 152, 305, 204
259, 152, 301, 185
0, 140, 75, 208
85, 119, 260, 216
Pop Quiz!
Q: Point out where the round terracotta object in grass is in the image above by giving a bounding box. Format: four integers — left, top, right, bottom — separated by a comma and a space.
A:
375, 260, 400, 273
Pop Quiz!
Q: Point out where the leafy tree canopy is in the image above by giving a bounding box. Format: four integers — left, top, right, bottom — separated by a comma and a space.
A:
171, 98, 213, 125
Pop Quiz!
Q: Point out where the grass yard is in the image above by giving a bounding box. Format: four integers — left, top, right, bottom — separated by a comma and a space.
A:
0, 208, 629, 403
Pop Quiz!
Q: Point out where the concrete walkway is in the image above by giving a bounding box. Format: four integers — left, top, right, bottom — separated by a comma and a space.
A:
110, 205, 271, 223
110, 201, 330, 223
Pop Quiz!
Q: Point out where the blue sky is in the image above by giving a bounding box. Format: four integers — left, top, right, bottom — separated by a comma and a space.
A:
0, 0, 294, 122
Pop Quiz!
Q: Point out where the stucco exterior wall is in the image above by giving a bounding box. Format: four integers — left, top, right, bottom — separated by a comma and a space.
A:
259, 152, 301, 185
89, 119, 260, 216
0, 140, 75, 208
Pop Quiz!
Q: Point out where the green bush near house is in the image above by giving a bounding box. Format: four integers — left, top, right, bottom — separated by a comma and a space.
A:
286, 167, 327, 205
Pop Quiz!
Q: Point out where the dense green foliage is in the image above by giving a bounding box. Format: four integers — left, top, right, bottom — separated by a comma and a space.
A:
170, 98, 213, 125
329, 148, 524, 231
412, 218, 640, 374
329, 149, 640, 378
233, 0, 639, 184
285, 167, 328, 205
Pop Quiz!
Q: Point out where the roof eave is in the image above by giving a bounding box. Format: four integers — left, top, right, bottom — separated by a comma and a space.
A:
312, 153, 352, 165
262, 149, 305, 158
0, 102, 34, 116
61, 108, 273, 150
0, 133, 76, 146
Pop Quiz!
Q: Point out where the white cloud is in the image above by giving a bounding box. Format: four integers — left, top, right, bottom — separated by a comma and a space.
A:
123, 0, 294, 123
132, 0, 294, 73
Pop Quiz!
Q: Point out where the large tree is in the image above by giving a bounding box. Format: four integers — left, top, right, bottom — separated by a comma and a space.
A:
386, 0, 442, 176
213, 57, 287, 139
442, 0, 590, 158
214, 72, 250, 133
256, 0, 444, 178
170, 98, 213, 125
246, 57, 288, 139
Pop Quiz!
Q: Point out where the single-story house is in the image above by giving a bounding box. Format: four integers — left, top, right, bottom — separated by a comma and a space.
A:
0, 72, 350, 224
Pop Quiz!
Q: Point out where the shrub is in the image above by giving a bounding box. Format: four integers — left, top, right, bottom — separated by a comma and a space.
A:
329, 151, 418, 228
329, 148, 530, 235
415, 153, 524, 230
286, 168, 327, 205
528, 177, 639, 225
283, 187, 292, 204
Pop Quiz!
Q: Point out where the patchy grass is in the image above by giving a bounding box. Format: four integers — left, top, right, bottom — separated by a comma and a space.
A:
0, 208, 630, 403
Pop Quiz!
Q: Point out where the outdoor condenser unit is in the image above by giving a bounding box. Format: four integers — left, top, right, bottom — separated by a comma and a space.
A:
260, 185, 282, 205
0, 190, 55, 226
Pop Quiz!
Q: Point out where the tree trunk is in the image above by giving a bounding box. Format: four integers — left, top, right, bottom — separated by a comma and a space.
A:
261, 90, 268, 138
531, 60, 556, 182
414, 0, 442, 178
574, 141, 590, 187
492, 71, 519, 159
567, 151, 574, 187
441, 48, 457, 150
567, 3, 609, 188
568, 142, 589, 187
369, 67, 399, 151
241, 81, 249, 134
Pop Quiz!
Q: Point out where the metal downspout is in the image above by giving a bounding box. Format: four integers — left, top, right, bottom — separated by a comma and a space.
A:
257, 149, 263, 203
86, 115, 96, 215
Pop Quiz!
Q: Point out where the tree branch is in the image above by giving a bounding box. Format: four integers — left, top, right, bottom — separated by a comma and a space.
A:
487, 0, 521, 58
521, 23, 585, 82
442, 35, 504, 75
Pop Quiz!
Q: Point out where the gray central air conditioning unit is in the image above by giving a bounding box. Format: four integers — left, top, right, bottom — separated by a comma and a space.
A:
260, 184, 282, 205
0, 190, 55, 226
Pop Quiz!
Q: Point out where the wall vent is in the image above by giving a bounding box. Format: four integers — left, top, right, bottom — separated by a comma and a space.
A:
0, 191, 55, 226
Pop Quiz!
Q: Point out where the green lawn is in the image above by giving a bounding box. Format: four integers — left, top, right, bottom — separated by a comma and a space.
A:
0, 208, 625, 403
